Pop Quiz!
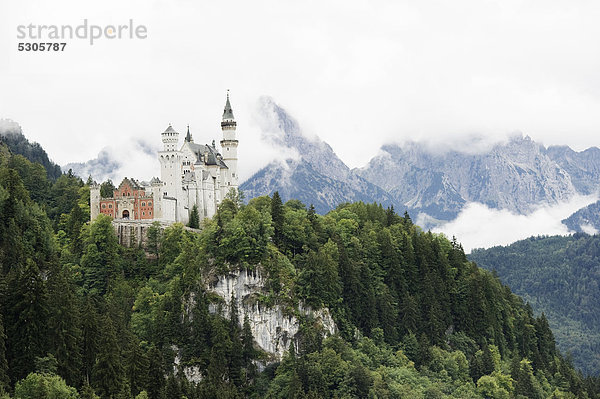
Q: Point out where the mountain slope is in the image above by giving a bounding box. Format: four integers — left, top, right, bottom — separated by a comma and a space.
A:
546, 145, 600, 195
563, 200, 600, 233
469, 234, 600, 375
0, 119, 62, 180
356, 136, 578, 221
241, 97, 396, 212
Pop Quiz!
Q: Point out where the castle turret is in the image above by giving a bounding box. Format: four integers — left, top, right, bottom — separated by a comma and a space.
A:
158, 124, 181, 221
161, 124, 179, 152
220, 90, 239, 191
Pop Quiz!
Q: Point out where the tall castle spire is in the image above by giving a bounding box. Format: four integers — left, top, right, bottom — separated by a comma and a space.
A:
185, 124, 193, 142
222, 89, 236, 125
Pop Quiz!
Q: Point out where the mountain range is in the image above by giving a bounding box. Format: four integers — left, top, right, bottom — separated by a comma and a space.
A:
242, 97, 600, 230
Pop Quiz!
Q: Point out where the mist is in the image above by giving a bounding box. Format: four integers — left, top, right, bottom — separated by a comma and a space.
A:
433, 194, 599, 253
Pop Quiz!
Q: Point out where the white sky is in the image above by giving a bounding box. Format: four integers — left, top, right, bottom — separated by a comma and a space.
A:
1, 0, 600, 180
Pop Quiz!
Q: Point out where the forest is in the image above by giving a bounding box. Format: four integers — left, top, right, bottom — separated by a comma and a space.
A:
0, 133, 599, 398
470, 235, 600, 376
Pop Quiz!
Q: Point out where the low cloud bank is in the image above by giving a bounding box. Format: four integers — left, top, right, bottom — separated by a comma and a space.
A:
434, 194, 599, 253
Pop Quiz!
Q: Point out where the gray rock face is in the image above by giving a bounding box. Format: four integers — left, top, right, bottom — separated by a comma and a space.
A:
207, 268, 336, 360
355, 136, 580, 222
546, 146, 600, 195
240, 97, 396, 213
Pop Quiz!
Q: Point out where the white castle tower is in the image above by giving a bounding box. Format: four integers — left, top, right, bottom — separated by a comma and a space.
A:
91, 92, 239, 226
220, 90, 239, 199
158, 124, 181, 221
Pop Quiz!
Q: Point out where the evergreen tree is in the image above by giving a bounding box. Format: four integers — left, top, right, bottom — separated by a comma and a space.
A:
47, 263, 82, 387
0, 314, 9, 392
82, 296, 101, 385
146, 346, 165, 399
92, 315, 124, 398
5, 259, 49, 383
80, 382, 100, 399
100, 179, 116, 198
188, 205, 200, 229
81, 214, 121, 295
271, 191, 284, 247
165, 374, 182, 399
123, 333, 149, 397
241, 315, 257, 385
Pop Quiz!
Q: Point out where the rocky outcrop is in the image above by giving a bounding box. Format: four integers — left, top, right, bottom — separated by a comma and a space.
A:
207, 268, 336, 360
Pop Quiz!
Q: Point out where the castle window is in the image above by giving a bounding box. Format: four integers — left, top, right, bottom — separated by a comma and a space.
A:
149, 211, 152, 215
109, 204, 113, 208
142, 211, 145, 216
148, 201, 152, 206
102, 204, 106, 208
142, 202, 146, 206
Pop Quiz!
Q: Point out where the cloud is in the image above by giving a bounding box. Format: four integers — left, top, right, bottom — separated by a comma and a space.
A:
433, 194, 599, 252
2, 0, 600, 173
64, 136, 157, 182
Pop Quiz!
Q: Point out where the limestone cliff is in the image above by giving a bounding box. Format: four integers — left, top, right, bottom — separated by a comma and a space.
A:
206, 268, 336, 360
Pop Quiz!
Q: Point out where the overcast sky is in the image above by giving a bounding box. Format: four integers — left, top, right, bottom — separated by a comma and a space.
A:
2, 0, 600, 177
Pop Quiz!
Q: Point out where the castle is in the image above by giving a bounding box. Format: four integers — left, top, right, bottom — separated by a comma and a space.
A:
90, 92, 239, 226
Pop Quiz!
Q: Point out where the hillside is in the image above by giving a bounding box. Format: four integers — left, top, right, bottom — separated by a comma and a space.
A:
0, 138, 597, 397
563, 200, 600, 234
0, 119, 62, 181
470, 234, 600, 375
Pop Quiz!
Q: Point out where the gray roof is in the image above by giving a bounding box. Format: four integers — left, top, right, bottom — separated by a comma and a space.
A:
163, 124, 177, 133
222, 92, 234, 120
186, 142, 228, 168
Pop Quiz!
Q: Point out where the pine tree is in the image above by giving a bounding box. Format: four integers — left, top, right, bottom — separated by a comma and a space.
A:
514, 358, 543, 399
0, 314, 9, 392
92, 315, 124, 398
82, 296, 100, 385
47, 263, 82, 387
81, 214, 121, 295
146, 346, 165, 399
271, 191, 284, 247
80, 382, 100, 399
5, 259, 49, 383
165, 374, 182, 399
241, 315, 256, 384
188, 205, 200, 229
123, 333, 149, 397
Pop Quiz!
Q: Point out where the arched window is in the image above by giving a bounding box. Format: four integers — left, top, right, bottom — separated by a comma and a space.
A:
122, 210, 129, 219
142, 202, 146, 206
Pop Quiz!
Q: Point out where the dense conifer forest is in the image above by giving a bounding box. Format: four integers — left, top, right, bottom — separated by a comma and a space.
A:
471, 235, 600, 376
0, 138, 599, 398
